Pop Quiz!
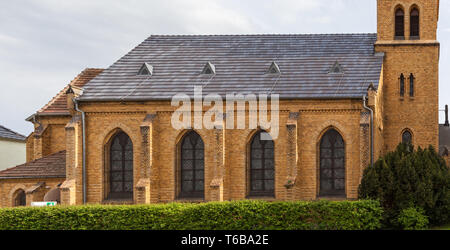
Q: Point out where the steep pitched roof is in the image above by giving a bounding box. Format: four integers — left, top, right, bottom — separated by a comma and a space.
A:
79, 33, 383, 101
37, 68, 103, 116
0, 125, 26, 141
0, 151, 66, 179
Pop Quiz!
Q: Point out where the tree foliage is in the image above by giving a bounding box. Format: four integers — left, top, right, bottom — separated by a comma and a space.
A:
359, 143, 450, 228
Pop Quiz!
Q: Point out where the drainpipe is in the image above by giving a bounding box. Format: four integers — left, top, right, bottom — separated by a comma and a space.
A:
73, 98, 86, 204
363, 95, 374, 168
445, 105, 449, 127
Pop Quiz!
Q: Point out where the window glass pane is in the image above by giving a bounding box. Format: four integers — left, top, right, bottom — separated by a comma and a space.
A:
264, 180, 274, 191
264, 159, 274, 169
334, 169, 345, 179
264, 148, 274, 159
124, 171, 133, 181
334, 179, 345, 190
251, 170, 262, 180
195, 149, 204, 159
195, 180, 204, 191
125, 150, 133, 160
183, 159, 193, 170
112, 139, 121, 150
182, 149, 193, 160
252, 149, 262, 159
321, 158, 332, 169
194, 159, 204, 170
111, 172, 123, 181
321, 149, 332, 158
182, 170, 193, 181
182, 181, 193, 192
320, 179, 332, 191
322, 169, 332, 178
124, 161, 133, 170
252, 180, 263, 191
195, 170, 204, 180
111, 150, 122, 161
334, 158, 345, 169
111, 182, 123, 192
334, 148, 345, 158
264, 169, 274, 179
111, 161, 122, 171
252, 159, 262, 169
124, 182, 133, 192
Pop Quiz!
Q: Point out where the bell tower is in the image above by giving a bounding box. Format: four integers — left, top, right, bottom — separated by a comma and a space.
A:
375, 0, 440, 152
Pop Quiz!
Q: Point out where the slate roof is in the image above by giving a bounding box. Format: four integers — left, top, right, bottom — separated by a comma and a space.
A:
79, 33, 383, 101
37, 68, 103, 116
0, 151, 66, 179
439, 124, 450, 156
0, 125, 26, 141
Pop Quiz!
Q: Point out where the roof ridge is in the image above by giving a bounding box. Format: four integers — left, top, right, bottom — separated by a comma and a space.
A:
150, 33, 377, 37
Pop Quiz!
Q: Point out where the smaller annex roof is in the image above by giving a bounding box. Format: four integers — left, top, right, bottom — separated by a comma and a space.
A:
0, 151, 66, 179
35, 68, 103, 116
0, 125, 26, 141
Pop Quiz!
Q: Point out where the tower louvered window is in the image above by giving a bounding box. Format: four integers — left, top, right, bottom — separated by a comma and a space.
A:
395, 8, 405, 39
410, 8, 420, 38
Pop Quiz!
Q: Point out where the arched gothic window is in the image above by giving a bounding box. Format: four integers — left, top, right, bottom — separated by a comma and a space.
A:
410, 8, 420, 38
409, 73, 415, 97
402, 130, 412, 145
179, 131, 205, 198
400, 74, 405, 97
14, 189, 26, 206
319, 129, 345, 197
109, 131, 133, 199
395, 8, 405, 39
249, 131, 275, 197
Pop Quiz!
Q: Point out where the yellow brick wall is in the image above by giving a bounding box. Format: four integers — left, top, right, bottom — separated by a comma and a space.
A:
377, 0, 439, 41
0, 178, 64, 207
65, 99, 369, 204
376, 0, 439, 152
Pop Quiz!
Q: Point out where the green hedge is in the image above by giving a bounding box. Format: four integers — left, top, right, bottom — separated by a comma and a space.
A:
0, 200, 382, 230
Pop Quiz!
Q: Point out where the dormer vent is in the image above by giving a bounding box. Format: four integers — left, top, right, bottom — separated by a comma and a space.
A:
202, 62, 216, 75
138, 63, 153, 76
267, 61, 281, 74
329, 61, 344, 74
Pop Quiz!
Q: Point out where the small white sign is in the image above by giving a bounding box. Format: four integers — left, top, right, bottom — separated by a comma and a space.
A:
31, 201, 58, 207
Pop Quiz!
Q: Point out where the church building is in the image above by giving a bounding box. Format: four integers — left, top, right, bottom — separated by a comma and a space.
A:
0, 0, 446, 207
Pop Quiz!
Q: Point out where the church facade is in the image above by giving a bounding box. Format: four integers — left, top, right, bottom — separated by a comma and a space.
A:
0, 0, 444, 207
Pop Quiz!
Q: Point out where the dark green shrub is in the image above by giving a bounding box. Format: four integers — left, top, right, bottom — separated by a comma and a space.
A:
0, 200, 382, 230
359, 143, 450, 228
397, 207, 429, 230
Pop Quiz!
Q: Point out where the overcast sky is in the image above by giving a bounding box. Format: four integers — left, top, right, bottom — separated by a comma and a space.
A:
0, 0, 449, 136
